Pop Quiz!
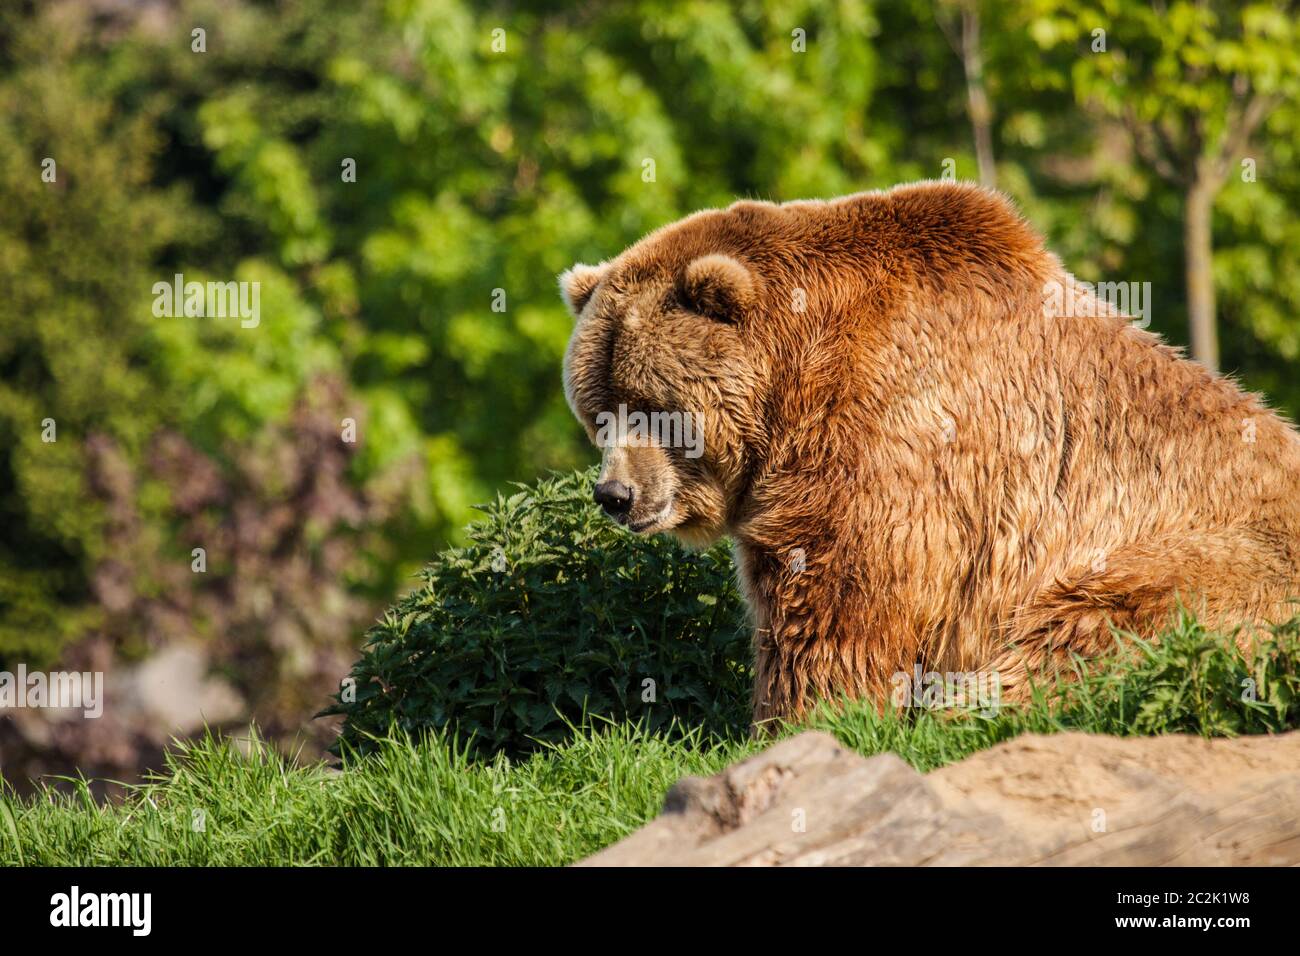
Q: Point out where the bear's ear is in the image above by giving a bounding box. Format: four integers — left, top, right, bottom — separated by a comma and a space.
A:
558, 262, 609, 317
680, 254, 758, 323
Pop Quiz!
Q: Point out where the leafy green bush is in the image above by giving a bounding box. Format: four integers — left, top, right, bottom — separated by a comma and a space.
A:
1048, 609, 1300, 737
327, 468, 751, 758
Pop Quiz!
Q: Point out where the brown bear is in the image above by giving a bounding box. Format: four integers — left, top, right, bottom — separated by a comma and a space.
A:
560, 181, 1300, 726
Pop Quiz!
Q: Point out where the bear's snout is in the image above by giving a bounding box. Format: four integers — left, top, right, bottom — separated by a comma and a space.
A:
593, 479, 634, 518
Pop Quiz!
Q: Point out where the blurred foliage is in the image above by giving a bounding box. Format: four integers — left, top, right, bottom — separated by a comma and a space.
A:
1021, 0, 1300, 370
326, 468, 751, 758
0, 0, 1298, 764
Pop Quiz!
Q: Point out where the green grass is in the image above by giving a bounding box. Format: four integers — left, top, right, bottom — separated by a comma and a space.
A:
3, 611, 1298, 866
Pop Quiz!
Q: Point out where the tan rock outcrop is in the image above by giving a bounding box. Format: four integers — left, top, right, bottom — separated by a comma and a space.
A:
580, 730, 1300, 865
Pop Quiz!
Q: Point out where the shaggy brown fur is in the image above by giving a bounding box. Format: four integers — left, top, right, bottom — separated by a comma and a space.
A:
560, 181, 1300, 725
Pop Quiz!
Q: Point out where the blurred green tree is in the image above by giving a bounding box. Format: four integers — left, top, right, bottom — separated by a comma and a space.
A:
0, 5, 185, 664
1026, 0, 1300, 371
4, 0, 1300, 784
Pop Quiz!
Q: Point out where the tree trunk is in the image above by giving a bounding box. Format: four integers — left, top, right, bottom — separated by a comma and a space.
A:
1184, 179, 1218, 371
960, 6, 997, 189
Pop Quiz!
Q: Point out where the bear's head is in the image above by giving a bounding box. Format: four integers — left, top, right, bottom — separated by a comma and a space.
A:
560, 184, 1048, 548
560, 204, 783, 547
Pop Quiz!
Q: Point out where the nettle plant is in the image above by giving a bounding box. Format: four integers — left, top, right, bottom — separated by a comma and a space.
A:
327, 468, 751, 758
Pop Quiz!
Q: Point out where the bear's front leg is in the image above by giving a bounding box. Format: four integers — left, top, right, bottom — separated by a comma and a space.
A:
750, 626, 795, 733
749, 621, 909, 733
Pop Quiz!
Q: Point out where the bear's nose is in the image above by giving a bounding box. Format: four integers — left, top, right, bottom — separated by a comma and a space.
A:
593, 479, 634, 516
